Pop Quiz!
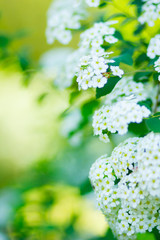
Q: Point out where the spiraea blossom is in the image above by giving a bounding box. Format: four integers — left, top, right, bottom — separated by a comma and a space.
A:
154, 57, 160, 81
89, 134, 160, 240
137, 132, 160, 198
92, 77, 151, 142
76, 53, 124, 90
147, 34, 160, 80
138, 0, 160, 27
75, 21, 123, 90
79, 21, 118, 55
40, 48, 83, 89
105, 76, 148, 104
147, 34, 160, 59
46, 0, 87, 45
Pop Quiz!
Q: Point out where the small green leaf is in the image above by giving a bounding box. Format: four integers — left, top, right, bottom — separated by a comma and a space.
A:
153, 72, 159, 82
134, 23, 146, 35
145, 112, 160, 133
99, 2, 107, 8
120, 17, 135, 26
135, 53, 148, 67
113, 50, 133, 66
96, 76, 120, 99
106, 13, 127, 21
134, 71, 152, 82
114, 30, 124, 41
0, 34, 10, 48
81, 99, 99, 120
119, 62, 135, 74
138, 99, 152, 111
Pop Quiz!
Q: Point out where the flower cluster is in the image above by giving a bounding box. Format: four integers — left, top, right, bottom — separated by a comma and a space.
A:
137, 132, 160, 198
89, 133, 160, 240
46, 0, 87, 45
92, 77, 151, 142
105, 76, 148, 105
147, 34, 160, 59
76, 53, 124, 90
147, 34, 160, 81
154, 57, 160, 81
75, 21, 124, 90
138, 0, 160, 27
79, 21, 118, 55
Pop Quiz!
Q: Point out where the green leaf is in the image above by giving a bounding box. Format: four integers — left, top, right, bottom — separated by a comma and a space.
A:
37, 93, 48, 104
138, 99, 152, 111
114, 30, 124, 41
134, 23, 146, 35
137, 232, 156, 240
153, 72, 159, 82
96, 76, 120, 99
129, 121, 149, 136
120, 17, 135, 26
135, 53, 149, 67
99, 0, 111, 8
81, 99, 99, 120
113, 50, 133, 66
0, 34, 10, 48
69, 91, 80, 104
106, 13, 127, 21
119, 62, 135, 74
134, 71, 152, 82
80, 178, 92, 195
153, 228, 160, 240
130, 0, 143, 15
145, 113, 160, 133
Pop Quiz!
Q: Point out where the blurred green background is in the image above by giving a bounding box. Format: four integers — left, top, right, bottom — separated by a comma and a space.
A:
0, 1, 109, 239
0, 0, 159, 239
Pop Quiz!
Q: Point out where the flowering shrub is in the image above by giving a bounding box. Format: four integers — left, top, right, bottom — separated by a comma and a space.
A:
46, 0, 160, 239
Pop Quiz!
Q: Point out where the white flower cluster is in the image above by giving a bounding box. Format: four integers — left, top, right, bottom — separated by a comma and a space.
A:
92, 77, 151, 142
147, 34, 160, 81
76, 53, 124, 90
46, 0, 87, 45
40, 48, 82, 89
105, 76, 147, 105
89, 133, 160, 240
137, 132, 160, 197
154, 57, 160, 81
75, 21, 124, 90
79, 21, 118, 54
147, 34, 160, 59
138, 0, 160, 27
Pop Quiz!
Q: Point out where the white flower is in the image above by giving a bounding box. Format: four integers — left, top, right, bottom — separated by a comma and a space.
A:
92, 74, 107, 88
110, 66, 124, 78
79, 21, 118, 55
138, 1, 160, 27
93, 100, 150, 141
105, 36, 118, 44
147, 34, 160, 59
86, 0, 100, 7
89, 133, 160, 240
46, 0, 87, 44
99, 134, 110, 143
